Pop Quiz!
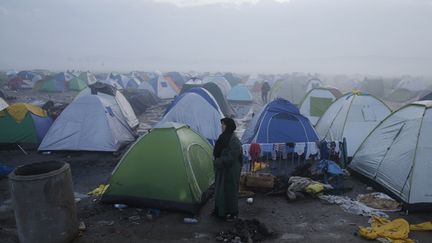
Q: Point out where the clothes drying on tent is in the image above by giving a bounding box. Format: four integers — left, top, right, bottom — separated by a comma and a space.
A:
0, 103, 53, 145
299, 88, 342, 125
39, 94, 135, 152
241, 98, 318, 144
315, 92, 391, 157
77, 85, 139, 129
157, 93, 223, 144
0, 97, 8, 111
101, 122, 214, 213
350, 101, 432, 206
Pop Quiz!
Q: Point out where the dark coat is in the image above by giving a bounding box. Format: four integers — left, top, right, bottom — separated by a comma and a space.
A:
214, 134, 242, 217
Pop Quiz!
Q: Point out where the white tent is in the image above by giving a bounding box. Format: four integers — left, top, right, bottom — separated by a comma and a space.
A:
315, 92, 391, 157
0, 97, 8, 111
202, 76, 232, 96
77, 87, 139, 129
350, 101, 432, 205
155, 76, 179, 99
299, 88, 342, 125
156, 93, 223, 143
39, 95, 135, 152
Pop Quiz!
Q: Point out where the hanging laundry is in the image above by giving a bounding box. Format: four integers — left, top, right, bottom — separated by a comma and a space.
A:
306, 142, 319, 160
242, 144, 251, 160
249, 143, 261, 163
294, 142, 306, 156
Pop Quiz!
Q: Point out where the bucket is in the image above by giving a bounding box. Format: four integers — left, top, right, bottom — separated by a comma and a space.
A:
9, 161, 78, 243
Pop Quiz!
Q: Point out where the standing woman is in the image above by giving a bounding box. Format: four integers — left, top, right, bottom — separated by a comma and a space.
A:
213, 118, 243, 221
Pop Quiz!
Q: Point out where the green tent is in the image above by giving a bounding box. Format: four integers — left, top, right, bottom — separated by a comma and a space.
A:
102, 122, 215, 213
68, 77, 87, 91
0, 103, 53, 145
33, 79, 67, 92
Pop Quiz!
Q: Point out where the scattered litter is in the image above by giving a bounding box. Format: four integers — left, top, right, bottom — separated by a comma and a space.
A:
97, 220, 115, 226
129, 215, 141, 221
358, 216, 432, 242
78, 221, 86, 231
184, 217, 198, 224
88, 184, 109, 196
114, 204, 128, 210
319, 195, 389, 218
287, 176, 333, 200
74, 192, 89, 203
357, 192, 401, 212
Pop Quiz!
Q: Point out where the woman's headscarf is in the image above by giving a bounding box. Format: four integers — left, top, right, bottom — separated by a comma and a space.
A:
213, 118, 236, 158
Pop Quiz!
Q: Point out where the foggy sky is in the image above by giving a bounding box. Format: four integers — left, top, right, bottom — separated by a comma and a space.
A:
0, 0, 432, 75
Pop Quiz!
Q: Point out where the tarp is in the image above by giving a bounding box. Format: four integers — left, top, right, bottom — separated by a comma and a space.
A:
102, 123, 214, 213
39, 95, 135, 152
350, 101, 432, 205
315, 92, 391, 157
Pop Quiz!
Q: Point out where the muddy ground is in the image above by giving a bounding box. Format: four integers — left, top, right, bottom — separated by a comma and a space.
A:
0, 89, 431, 243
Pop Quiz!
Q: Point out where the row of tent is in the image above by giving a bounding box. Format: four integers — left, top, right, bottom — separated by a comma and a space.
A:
3, 83, 432, 208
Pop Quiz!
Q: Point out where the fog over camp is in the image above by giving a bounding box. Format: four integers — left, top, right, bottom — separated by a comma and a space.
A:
1, 1, 432, 243
1, 0, 432, 75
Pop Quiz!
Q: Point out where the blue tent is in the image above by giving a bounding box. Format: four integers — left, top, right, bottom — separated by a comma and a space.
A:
241, 98, 318, 143
227, 84, 253, 103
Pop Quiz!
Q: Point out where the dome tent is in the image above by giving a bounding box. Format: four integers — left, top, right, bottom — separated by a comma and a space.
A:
350, 101, 432, 207
242, 98, 318, 144
299, 88, 342, 126
157, 93, 223, 144
0, 103, 53, 145
315, 92, 391, 157
39, 95, 135, 152
102, 122, 214, 213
